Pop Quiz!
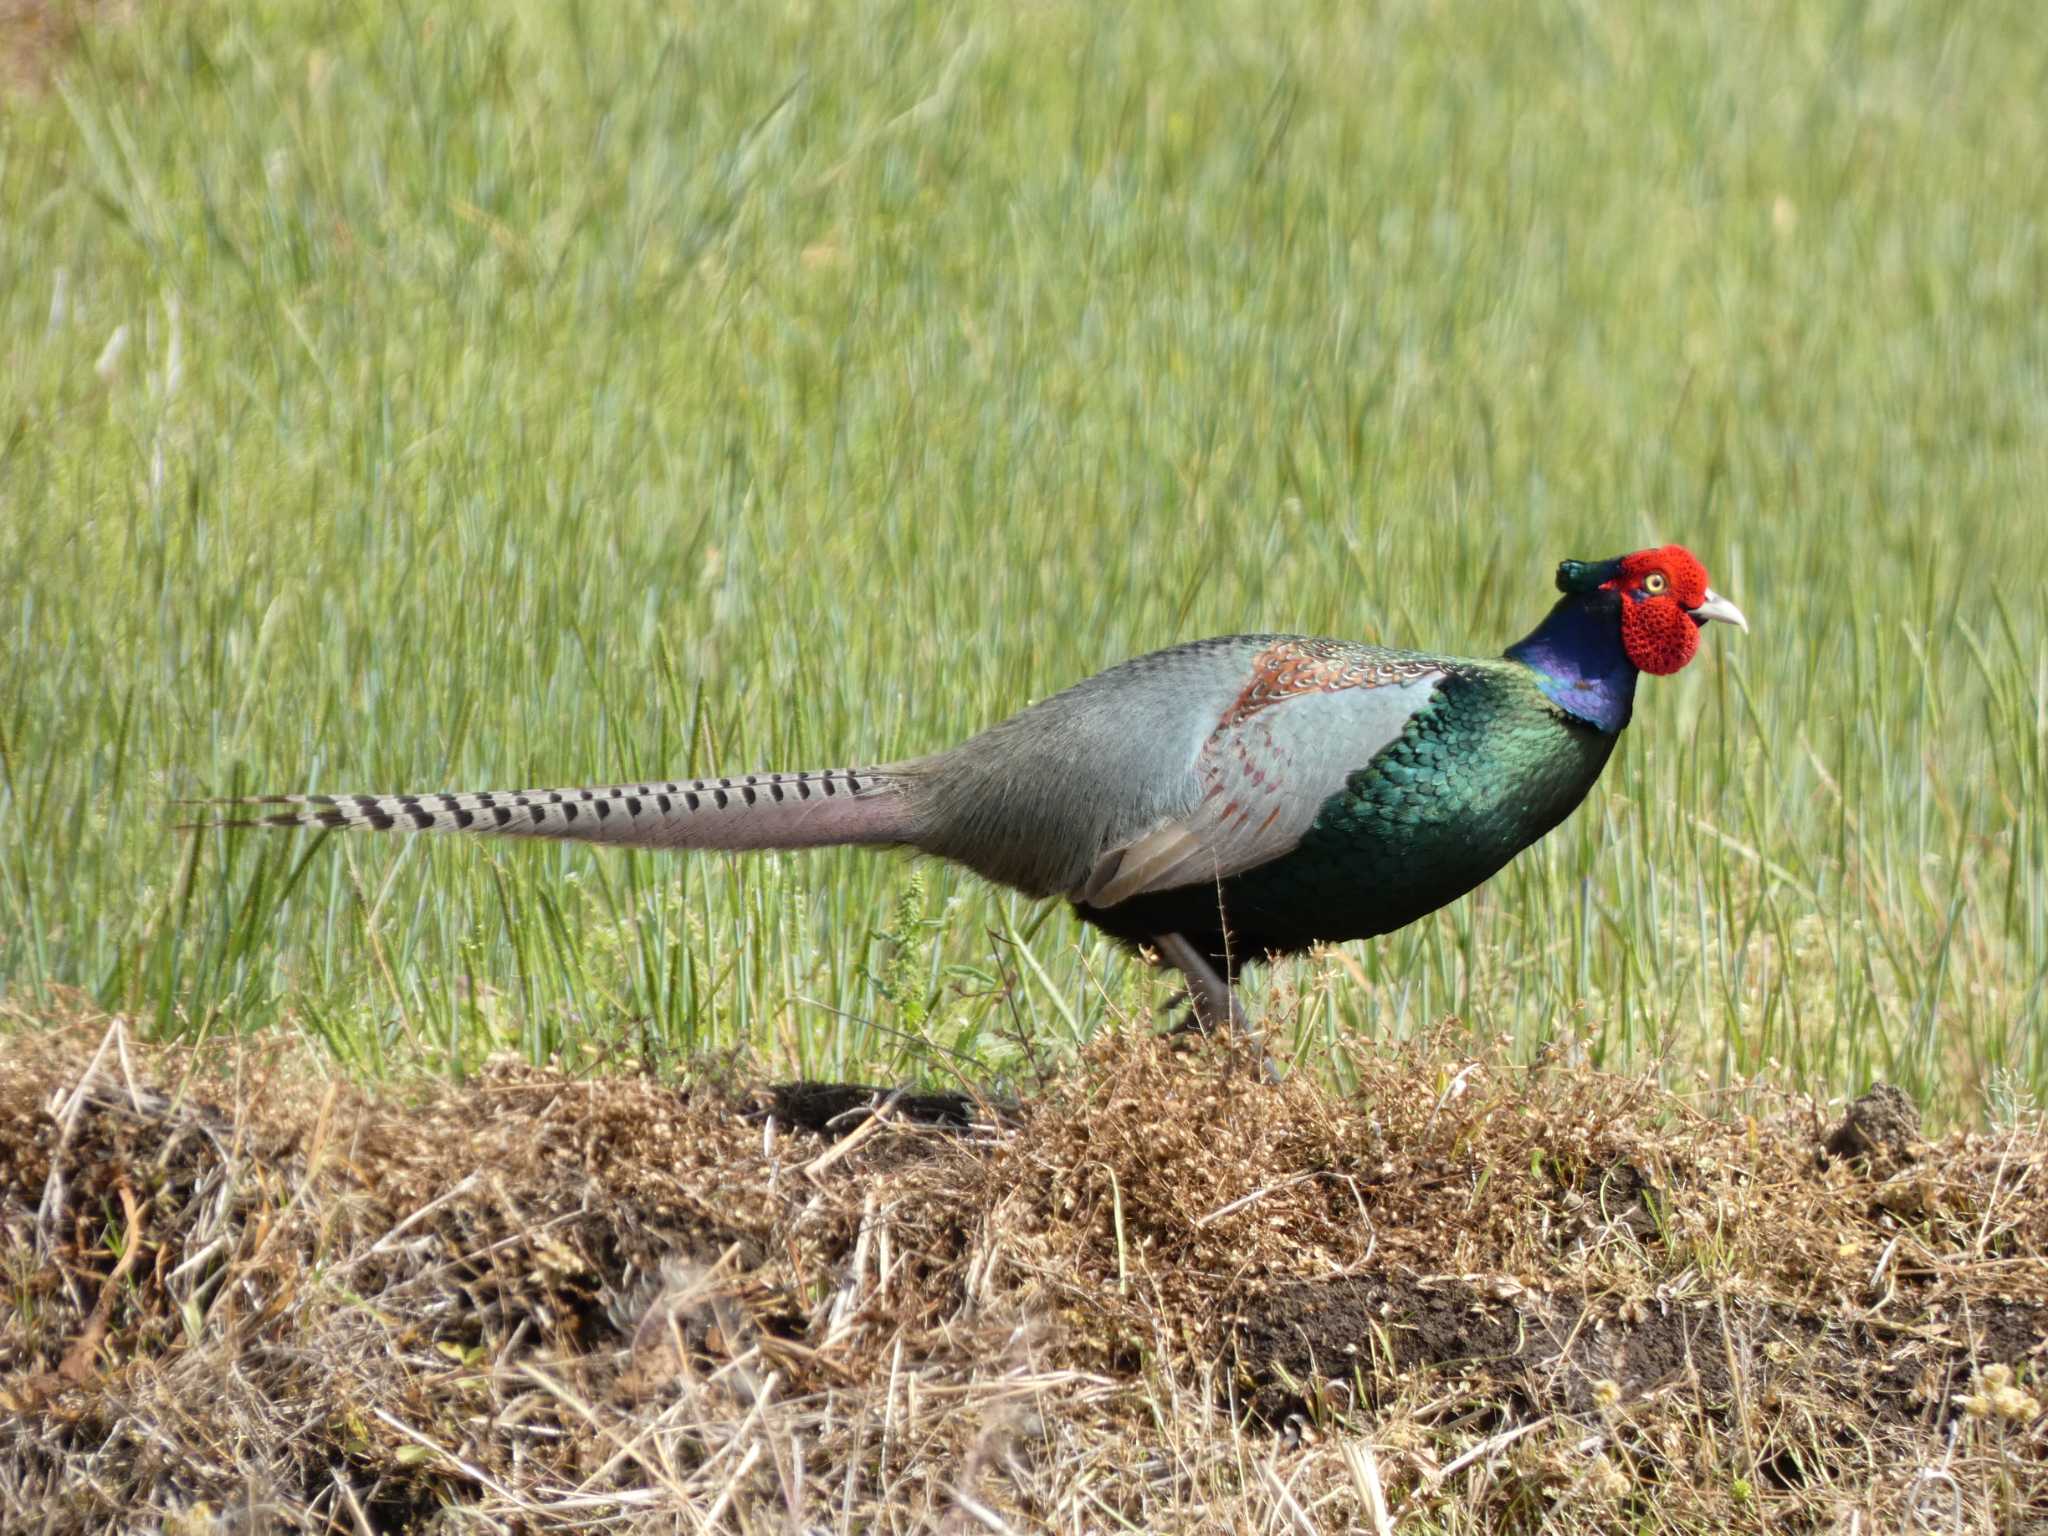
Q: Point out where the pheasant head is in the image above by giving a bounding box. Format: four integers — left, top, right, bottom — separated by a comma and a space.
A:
1511, 543, 1748, 732
1556, 544, 1750, 675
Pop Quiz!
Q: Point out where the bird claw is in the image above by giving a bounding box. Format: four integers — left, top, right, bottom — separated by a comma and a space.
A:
1150, 932, 1284, 1084
1162, 991, 1284, 1085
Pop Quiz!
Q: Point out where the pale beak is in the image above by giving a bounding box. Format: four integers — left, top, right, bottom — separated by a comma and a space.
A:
1688, 588, 1749, 633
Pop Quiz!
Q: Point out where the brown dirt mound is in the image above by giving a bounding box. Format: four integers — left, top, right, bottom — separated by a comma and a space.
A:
2, 1013, 2043, 1532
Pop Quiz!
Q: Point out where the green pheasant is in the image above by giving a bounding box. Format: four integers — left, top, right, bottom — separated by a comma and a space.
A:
215, 544, 1747, 1057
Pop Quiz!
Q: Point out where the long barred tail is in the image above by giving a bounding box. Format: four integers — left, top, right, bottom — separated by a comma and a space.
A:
197, 769, 919, 852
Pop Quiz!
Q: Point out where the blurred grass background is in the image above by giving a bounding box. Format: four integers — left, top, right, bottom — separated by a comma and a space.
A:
0, 0, 2042, 1119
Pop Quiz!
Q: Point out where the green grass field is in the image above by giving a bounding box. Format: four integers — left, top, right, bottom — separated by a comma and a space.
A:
3, 0, 2044, 1120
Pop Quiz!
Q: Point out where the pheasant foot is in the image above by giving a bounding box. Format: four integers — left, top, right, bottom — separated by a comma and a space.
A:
1153, 932, 1282, 1084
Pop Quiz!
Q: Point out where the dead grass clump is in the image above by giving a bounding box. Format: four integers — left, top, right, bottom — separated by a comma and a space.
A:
0, 1, 130, 96
2, 1011, 2044, 1532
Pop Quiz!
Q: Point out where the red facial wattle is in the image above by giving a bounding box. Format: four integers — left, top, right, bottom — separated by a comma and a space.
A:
1605, 544, 1716, 675
1619, 594, 1701, 674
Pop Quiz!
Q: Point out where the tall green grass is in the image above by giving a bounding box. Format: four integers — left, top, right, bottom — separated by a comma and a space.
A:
2, 0, 2043, 1119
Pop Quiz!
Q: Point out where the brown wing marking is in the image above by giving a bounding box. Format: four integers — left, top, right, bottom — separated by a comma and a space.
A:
1219, 639, 1443, 729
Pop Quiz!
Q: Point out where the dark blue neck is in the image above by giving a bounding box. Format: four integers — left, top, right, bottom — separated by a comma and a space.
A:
1505, 592, 1638, 733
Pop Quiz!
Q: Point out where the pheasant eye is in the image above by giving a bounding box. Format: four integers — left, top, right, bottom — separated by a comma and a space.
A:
1644, 572, 1668, 594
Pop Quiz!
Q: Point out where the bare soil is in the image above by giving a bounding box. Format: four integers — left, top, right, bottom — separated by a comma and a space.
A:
1, 1010, 2043, 1532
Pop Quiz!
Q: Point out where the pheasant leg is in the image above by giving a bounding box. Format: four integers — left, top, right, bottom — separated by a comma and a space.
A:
1153, 932, 1282, 1083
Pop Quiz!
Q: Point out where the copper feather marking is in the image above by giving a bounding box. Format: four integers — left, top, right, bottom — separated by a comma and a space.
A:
1219, 641, 1442, 729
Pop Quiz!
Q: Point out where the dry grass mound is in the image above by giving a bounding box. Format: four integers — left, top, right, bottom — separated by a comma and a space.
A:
2, 1012, 2043, 1533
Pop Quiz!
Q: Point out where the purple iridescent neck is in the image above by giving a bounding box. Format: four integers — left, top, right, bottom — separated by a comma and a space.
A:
1505, 592, 1638, 734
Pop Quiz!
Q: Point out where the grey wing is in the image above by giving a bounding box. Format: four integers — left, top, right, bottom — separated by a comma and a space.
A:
1077, 671, 1443, 906
900, 638, 1275, 898
899, 635, 1444, 903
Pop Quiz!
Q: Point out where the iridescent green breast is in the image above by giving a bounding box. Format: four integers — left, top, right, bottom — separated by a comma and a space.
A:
1207, 665, 1617, 950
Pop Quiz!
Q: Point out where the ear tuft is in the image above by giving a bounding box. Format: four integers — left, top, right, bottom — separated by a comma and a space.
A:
1556, 558, 1621, 595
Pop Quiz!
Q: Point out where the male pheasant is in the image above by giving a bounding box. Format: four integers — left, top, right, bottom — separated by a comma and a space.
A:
214, 545, 1745, 1059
